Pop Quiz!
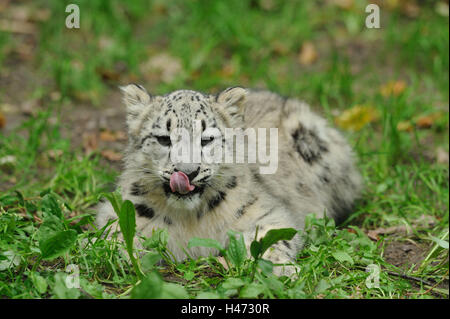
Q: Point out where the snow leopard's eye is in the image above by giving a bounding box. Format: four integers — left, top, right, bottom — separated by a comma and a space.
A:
156, 136, 171, 147
201, 136, 214, 147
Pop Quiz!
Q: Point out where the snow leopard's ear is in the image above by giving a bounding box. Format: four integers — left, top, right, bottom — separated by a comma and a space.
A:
120, 84, 153, 137
119, 83, 152, 117
216, 87, 247, 117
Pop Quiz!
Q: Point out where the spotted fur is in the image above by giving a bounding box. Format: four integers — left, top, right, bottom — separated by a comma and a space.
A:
96, 85, 363, 276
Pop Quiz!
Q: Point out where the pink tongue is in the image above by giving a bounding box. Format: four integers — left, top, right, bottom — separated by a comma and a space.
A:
170, 171, 195, 194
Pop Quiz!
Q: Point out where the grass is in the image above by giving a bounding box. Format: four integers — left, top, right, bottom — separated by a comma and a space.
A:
0, 0, 448, 298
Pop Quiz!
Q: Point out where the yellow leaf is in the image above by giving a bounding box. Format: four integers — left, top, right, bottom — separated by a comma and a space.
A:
298, 41, 318, 66
397, 121, 413, 132
380, 80, 407, 97
335, 105, 380, 131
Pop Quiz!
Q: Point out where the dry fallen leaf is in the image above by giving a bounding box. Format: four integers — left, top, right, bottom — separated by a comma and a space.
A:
397, 112, 445, 131
367, 230, 380, 241
21, 99, 39, 116
216, 256, 229, 270
380, 80, 407, 97
335, 105, 380, 131
99, 130, 117, 142
367, 225, 412, 241
298, 42, 318, 66
271, 41, 290, 55
436, 147, 449, 164
413, 214, 437, 228
0, 111, 5, 129
47, 149, 63, 160
101, 150, 123, 162
415, 116, 433, 129
414, 112, 443, 129
100, 130, 127, 142
96, 67, 121, 82
82, 132, 98, 155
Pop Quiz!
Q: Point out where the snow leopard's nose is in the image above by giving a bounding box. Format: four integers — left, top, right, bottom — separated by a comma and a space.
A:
174, 165, 200, 182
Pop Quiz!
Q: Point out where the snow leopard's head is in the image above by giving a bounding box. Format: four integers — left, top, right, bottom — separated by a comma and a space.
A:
120, 84, 247, 211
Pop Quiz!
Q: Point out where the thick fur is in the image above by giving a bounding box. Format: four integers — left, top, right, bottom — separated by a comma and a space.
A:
96, 85, 363, 276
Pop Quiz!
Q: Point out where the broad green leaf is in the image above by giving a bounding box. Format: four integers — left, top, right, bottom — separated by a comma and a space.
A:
257, 259, 274, 274
131, 272, 188, 299
226, 231, 247, 268
250, 240, 261, 259
101, 191, 123, 216
14, 190, 25, 206
144, 229, 169, 249
160, 283, 189, 299
118, 200, 136, 253
31, 274, 48, 295
256, 272, 284, 292
52, 273, 80, 299
80, 279, 106, 299
41, 194, 62, 218
0, 251, 21, 271
116, 199, 145, 279
221, 278, 245, 290
196, 292, 220, 299
131, 272, 163, 298
39, 230, 77, 260
187, 237, 225, 253
239, 283, 265, 298
259, 228, 297, 256
287, 285, 307, 298
430, 235, 449, 249
183, 271, 195, 281
331, 250, 354, 265
314, 279, 331, 293
38, 214, 64, 242
140, 252, 162, 273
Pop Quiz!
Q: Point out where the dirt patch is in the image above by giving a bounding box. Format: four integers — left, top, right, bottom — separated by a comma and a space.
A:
382, 239, 449, 297
58, 91, 128, 172
383, 240, 426, 271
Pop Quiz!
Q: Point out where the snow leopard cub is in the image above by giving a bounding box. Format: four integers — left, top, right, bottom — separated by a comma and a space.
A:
96, 84, 362, 276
